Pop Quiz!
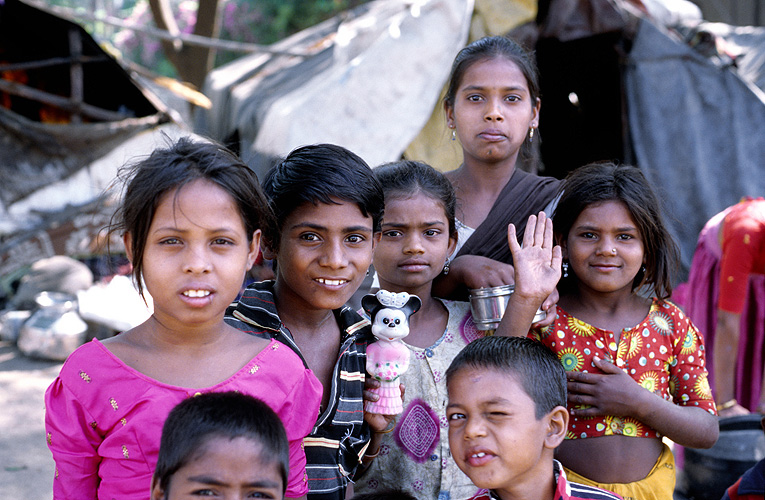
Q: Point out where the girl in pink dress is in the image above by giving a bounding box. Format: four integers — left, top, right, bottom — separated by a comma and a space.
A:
44, 138, 322, 500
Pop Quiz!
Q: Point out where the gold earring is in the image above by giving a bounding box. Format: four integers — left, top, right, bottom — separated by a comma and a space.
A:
529, 127, 535, 143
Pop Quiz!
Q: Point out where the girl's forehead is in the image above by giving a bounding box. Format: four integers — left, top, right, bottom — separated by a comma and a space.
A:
459, 57, 528, 87
384, 191, 449, 216
575, 200, 640, 228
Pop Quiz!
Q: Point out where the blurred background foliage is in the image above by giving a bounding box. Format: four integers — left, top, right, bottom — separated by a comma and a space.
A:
47, 0, 369, 78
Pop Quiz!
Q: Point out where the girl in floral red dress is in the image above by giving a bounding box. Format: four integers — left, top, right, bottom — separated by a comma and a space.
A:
531, 162, 718, 500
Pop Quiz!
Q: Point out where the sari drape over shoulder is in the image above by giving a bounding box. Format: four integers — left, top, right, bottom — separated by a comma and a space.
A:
455, 169, 561, 264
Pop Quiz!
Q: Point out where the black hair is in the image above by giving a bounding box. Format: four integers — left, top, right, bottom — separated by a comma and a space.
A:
108, 136, 272, 299
552, 162, 680, 299
153, 392, 289, 496
373, 160, 457, 238
446, 336, 566, 419
261, 143, 385, 249
351, 489, 418, 500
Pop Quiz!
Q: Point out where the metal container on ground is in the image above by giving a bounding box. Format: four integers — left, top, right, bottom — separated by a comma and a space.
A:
17, 291, 88, 361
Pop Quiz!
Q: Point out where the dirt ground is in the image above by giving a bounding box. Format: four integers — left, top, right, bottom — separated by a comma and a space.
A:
0, 340, 60, 500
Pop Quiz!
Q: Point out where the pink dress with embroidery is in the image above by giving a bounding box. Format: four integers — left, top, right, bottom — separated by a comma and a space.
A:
44, 338, 322, 500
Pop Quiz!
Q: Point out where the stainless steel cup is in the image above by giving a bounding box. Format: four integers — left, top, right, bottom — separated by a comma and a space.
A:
469, 285, 546, 331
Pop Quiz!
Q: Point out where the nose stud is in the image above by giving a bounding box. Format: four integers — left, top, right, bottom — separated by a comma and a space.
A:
611, 248, 617, 255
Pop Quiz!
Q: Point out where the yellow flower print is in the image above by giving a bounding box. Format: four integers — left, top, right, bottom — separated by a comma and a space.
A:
669, 374, 679, 396
122, 445, 129, 459
603, 416, 621, 435
639, 371, 661, 394
568, 317, 595, 337
618, 334, 643, 360
695, 374, 713, 400
599, 415, 644, 436
649, 310, 673, 336
621, 421, 640, 437
109, 398, 118, 411
681, 330, 697, 355
537, 324, 553, 339
559, 347, 584, 372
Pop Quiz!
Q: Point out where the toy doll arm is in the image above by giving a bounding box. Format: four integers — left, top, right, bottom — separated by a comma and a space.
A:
495, 213, 561, 337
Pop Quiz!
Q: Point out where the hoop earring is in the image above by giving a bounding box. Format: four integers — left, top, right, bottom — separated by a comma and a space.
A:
443, 259, 450, 275
528, 127, 535, 143
562, 260, 569, 278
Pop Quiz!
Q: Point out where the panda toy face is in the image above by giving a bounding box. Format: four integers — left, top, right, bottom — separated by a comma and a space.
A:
362, 290, 422, 344
371, 307, 410, 341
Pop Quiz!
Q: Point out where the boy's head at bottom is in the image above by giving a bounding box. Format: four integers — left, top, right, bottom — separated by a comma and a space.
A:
446, 336, 569, 499
151, 392, 289, 500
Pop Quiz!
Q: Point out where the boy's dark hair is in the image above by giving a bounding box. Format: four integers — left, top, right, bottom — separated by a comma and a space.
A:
351, 489, 418, 500
153, 392, 289, 495
552, 161, 680, 299
446, 336, 566, 419
261, 143, 385, 249
374, 160, 457, 238
109, 136, 272, 299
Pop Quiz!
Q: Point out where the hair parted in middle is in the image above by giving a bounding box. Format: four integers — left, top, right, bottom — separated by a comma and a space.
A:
552, 161, 680, 300
373, 159, 457, 239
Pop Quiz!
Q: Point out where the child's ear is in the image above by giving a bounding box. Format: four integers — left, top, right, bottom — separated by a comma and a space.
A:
557, 235, 568, 259
447, 233, 458, 257
444, 100, 455, 128
531, 97, 541, 128
123, 233, 134, 264
544, 405, 568, 450
150, 476, 166, 500
246, 230, 262, 270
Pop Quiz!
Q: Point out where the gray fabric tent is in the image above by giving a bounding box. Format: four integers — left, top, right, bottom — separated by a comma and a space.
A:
625, 18, 765, 271
195, 0, 474, 177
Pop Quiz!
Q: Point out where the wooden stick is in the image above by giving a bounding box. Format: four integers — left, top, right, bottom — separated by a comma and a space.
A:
0, 79, 130, 122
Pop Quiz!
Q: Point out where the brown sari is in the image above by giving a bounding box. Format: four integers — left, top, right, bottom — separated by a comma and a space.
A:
455, 169, 562, 264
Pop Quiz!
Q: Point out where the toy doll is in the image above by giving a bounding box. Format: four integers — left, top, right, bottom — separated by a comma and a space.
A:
362, 290, 421, 414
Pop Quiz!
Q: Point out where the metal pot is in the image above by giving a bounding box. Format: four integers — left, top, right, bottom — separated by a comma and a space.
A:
469, 285, 546, 331
17, 291, 88, 361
